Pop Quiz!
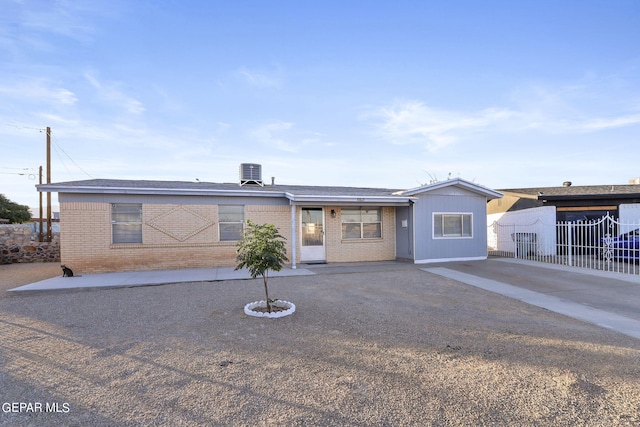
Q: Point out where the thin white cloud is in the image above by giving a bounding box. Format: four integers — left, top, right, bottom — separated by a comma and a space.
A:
0, 79, 78, 106
509, 110, 640, 134
249, 120, 299, 152
237, 66, 282, 88
506, 76, 640, 133
84, 72, 145, 115
7, 1, 123, 46
215, 122, 231, 133
365, 100, 514, 151
151, 85, 184, 114
367, 88, 640, 151
580, 114, 640, 131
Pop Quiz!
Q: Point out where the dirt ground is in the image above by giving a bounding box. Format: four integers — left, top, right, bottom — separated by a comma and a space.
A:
1, 262, 639, 426
0, 262, 60, 295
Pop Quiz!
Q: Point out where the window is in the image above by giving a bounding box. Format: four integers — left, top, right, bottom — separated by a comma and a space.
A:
112, 204, 142, 244
433, 213, 472, 238
341, 208, 382, 239
219, 205, 244, 241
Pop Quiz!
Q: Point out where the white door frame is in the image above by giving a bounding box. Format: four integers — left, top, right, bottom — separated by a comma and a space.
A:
300, 207, 326, 262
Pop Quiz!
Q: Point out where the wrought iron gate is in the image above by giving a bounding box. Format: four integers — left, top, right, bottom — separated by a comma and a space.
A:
488, 214, 640, 275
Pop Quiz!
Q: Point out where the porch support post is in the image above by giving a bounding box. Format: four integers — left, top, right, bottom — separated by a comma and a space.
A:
290, 202, 297, 269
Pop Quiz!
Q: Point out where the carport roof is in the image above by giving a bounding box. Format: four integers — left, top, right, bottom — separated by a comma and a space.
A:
500, 184, 640, 200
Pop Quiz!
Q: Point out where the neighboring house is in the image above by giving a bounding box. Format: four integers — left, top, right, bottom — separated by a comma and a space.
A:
37, 166, 502, 273
489, 180, 640, 223
487, 180, 640, 257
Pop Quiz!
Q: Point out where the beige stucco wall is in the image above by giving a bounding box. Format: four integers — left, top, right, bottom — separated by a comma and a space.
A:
60, 202, 396, 274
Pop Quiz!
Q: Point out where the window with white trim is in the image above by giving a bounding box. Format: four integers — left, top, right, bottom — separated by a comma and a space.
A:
111, 203, 142, 244
219, 205, 244, 241
341, 208, 382, 239
433, 213, 472, 238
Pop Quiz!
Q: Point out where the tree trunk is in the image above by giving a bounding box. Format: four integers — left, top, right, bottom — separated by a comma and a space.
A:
263, 271, 271, 312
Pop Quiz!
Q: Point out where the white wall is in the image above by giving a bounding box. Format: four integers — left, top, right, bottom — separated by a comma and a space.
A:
487, 206, 557, 255
619, 204, 640, 235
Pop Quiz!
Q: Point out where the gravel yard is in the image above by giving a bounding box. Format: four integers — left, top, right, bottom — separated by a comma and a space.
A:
1, 263, 639, 426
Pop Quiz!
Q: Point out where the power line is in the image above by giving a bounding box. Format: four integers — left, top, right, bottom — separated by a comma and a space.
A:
5, 124, 93, 179
51, 142, 73, 177
0, 167, 37, 179
5, 123, 46, 132
49, 131, 94, 179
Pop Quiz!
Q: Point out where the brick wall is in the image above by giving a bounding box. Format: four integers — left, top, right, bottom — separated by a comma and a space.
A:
60, 202, 293, 274
322, 206, 396, 263
246, 204, 292, 254
59, 202, 397, 274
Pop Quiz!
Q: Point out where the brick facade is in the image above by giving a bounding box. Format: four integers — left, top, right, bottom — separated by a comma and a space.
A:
322, 206, 396, 263
59, 202, 397, 274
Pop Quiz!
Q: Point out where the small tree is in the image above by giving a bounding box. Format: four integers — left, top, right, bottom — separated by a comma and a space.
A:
235, 221, 289, 313
0, 194, 31, 223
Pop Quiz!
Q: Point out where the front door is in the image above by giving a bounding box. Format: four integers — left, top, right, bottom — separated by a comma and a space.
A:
300, 208, 326, 262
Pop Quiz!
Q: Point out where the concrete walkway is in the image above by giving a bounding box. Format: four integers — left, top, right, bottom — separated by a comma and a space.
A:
6, 261, 417, 294
8, 266, 315, 293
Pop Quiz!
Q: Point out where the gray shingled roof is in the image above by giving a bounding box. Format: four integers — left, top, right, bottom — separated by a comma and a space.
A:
38, 177, 503, 202
500, 184, 640, 198
38, 178, 404, 197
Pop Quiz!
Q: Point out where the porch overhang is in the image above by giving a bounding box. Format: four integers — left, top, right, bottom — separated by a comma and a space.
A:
284, 192, 415, 206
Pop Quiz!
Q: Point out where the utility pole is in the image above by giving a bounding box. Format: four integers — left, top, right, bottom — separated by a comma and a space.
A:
46, 127, 52, 242
39, 166, 43, 242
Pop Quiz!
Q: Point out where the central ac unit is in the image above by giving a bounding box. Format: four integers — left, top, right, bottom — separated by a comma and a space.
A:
239, 163, 263, 186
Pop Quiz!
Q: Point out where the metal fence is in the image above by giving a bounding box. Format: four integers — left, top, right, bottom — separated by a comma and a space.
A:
488, 213, 640, 275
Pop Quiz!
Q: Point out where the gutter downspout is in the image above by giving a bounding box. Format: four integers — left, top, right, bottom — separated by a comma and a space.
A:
409, 200, 414, 259
290, 201, 297, 269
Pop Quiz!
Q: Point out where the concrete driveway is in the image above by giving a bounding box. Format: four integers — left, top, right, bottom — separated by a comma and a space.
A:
424, 257, 640, 340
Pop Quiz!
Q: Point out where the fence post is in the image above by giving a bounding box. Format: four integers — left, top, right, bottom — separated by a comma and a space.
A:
567, 222, 573, 267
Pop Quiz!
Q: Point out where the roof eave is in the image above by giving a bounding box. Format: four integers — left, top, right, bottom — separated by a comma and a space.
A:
540, 193, 640, 201
499, 190, 540, 199
401, 179, 503, 200
36, 184, 286, 198
36, 184, 416, 204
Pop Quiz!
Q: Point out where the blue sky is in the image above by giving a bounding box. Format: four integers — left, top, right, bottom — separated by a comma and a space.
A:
2, 0, 640, 209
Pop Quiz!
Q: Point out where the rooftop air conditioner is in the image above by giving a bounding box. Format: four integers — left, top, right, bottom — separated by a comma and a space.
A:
239, 163, 263, 186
